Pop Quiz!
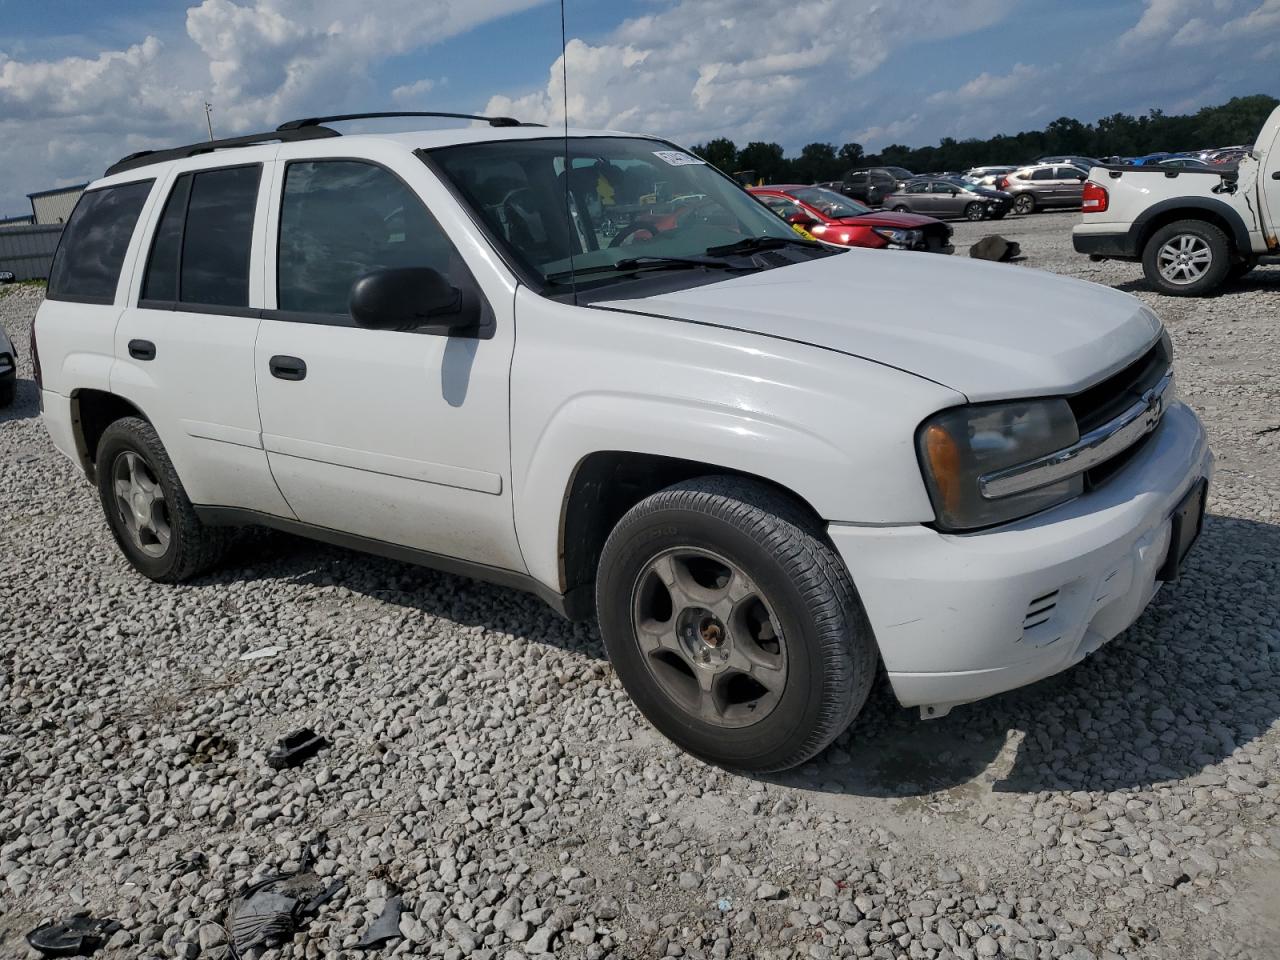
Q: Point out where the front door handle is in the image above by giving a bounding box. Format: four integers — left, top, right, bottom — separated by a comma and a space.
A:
269, 355, 307, 381
128, 339, 156, 361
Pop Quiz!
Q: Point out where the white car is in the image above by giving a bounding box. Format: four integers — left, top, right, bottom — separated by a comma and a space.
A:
1073, 104, 1280, 296
33, 112, 1212, 771
0, 323, 15, 407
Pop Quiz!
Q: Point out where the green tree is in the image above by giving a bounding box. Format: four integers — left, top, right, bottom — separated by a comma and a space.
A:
690, 137, 738, 173
735, 141, 787, 183
837, 142, 865, 171
795, 142, 839, 182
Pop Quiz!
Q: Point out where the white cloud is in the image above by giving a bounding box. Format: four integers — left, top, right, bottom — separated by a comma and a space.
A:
391, 78, 437, 104
0, 0, 548, 214
926, 63, 1042, 106
486, 0, 1016, 147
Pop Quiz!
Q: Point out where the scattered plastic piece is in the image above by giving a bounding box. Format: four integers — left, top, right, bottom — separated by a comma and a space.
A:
968, 235, 1022, 262
266, 728, 328, 769
26, 917, 121, 957
716, 898, 732, 913
239, 646, 281, 661
227, 838, 345, 959
356, 894, 404, 949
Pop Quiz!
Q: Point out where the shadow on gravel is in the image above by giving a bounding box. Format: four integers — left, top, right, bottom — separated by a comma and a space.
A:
1112, 266, 1280, 296
201, 528, 606, 659
772, 513, 1280, 799
0, 378, 38, 424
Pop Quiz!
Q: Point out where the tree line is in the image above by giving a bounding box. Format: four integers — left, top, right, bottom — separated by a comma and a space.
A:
691, 94, 1278, 183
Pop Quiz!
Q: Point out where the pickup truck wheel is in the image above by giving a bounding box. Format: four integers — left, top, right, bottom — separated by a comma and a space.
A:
1144, 220, 1230, 296
1013, 194, 1035, 215
964, 202, 986, 222
96, 417, 230, 583
596, 477, 876, 772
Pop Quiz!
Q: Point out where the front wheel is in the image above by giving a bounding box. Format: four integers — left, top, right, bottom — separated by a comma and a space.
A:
1142, 220, 1230, 296
1013, 194, 1035, 215
892, 204, 909, 213
96, 417, 230, 582
596, 477, 877, 772
964, 202, 986, 222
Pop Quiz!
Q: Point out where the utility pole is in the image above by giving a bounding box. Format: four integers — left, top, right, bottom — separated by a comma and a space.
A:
203, 102, 215, 141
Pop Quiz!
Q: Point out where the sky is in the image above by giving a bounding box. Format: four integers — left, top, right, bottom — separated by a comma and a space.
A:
1, 0, 1278, 216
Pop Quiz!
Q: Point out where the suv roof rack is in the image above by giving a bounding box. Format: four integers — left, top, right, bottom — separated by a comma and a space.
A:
105, 126, 339, 177
276, 111, 539, 130
105, 111, 543, 178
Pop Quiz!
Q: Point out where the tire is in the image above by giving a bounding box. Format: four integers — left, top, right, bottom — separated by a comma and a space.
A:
892, 205, 909, 213
0, 380, 13, 409
964, 202, 986, 222
95, 417, 230, 582
1141, 219, 1231, 297
596, 476, 877, 772
1013, 193, 1035, 215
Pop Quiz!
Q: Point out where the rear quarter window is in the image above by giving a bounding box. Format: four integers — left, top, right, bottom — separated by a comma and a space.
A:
47, 180, 153, 303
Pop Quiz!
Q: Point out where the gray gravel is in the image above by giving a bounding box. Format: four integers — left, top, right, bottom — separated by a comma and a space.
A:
2, 217, 1279, 960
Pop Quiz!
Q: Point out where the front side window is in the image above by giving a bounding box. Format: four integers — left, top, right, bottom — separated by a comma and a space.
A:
429, 137, 809, 289
48, 180, 153, 303
277, 160, 462, 315
141, 165, 261, 308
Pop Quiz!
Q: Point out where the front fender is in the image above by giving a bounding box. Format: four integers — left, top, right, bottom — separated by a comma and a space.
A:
509, 289, 962, 592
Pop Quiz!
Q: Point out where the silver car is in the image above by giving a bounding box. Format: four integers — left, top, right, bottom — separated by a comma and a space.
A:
1000, 164, 1089, 215
883, 178, 1013, 221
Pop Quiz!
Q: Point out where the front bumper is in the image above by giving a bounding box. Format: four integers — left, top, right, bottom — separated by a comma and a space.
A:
829, 401, 1212, 715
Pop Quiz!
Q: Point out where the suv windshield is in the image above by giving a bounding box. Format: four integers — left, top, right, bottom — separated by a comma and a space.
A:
788, 187, 870, 218
428, 137, 806, 287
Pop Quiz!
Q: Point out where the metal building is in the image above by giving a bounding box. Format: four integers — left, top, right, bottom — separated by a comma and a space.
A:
27, 184, 87, 225
0, 225, 64, 280
0, 214, 35, 230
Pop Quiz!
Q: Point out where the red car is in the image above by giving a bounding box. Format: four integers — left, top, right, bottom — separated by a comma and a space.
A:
748, 185, 953, 254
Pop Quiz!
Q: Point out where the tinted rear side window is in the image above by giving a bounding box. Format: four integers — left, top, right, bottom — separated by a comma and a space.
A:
182, 166, 260, 307
141, 165, 260, 308
47, 180, 153, 303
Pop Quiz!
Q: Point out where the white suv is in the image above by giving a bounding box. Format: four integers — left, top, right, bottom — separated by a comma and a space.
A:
34, 112, 1213, 771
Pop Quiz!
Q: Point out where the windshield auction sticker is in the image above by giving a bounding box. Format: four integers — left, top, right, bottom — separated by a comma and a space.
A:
652, 150, 706, 166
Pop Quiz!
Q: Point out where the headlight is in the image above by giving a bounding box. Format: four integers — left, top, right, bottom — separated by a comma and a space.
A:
917, 399, 1081, 531
873, 227, 920, 245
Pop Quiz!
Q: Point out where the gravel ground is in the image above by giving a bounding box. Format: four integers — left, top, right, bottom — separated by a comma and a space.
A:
2, 217, 1278, 960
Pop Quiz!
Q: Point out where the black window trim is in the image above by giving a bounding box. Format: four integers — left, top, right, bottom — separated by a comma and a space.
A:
136, 161, 263, 313
268, 154, 494, 337
46, 177, 156, 306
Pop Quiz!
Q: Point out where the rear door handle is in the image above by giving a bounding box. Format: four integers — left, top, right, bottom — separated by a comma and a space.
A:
128, 339, 156, 361
269, 355, 307, 381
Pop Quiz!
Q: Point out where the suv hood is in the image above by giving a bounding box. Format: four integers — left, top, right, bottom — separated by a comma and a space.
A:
595, 250, 1161, 402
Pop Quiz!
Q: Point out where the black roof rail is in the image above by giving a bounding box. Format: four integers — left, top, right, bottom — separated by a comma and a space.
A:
277, 111, 539, 130
105, 126, 339, 177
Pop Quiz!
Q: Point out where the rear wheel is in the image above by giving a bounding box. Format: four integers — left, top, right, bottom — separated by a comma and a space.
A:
1013, 194, 1035, 215
596, 476, 877, 772
964, 202, 986, 222
1142, 220, 1230, 296
96, 417, 230, 582
892, 204, 909, 213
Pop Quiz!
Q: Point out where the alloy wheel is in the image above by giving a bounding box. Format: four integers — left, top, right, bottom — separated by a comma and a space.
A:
1156, 234, 1212, 285
111, 450, 171, 558
631, 547, 786, 728
1014, 194, 1034, 215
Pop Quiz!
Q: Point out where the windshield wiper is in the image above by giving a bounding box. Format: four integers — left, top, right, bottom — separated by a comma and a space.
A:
704, 235, 825, 257
545, 256, 757, 284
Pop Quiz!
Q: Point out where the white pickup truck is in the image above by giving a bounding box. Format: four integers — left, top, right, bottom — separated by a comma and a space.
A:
1073, 104, 1280, 296
35, 112, 1212, 771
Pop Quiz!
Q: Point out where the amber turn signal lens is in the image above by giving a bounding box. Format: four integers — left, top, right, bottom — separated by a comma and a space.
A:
923, 423, 963, 515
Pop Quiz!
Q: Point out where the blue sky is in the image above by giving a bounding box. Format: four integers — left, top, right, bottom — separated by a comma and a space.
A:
1, 0, 1277, 216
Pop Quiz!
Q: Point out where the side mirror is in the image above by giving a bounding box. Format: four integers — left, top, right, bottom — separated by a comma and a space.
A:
349, 267, 473, 333
786, 212, 817, 228
950, 189, 958, 196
